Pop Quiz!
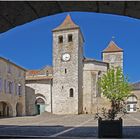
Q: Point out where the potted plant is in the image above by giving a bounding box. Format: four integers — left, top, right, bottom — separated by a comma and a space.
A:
97, 67, 131, 138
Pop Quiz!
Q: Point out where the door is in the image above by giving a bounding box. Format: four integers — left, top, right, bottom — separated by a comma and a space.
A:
35, 98, 45, 115
36, 105, 40, 115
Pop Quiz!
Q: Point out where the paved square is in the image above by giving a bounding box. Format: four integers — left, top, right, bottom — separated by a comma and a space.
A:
0, 112, 140, 138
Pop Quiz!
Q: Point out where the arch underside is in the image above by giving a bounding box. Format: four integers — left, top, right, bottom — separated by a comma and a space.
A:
0, 101, 13, 117
0, 1, 140, 33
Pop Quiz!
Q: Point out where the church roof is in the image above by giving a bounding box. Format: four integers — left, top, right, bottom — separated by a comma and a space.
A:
83, 58, 109, 66
102, 41, 123, 53
26, 66, 53, 77
53, 14, 79, 32
26, 76, 53, 81
131, 81, 140, 90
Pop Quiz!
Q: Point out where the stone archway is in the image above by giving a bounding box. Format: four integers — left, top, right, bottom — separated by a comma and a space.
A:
16, 102, 23, 116
1, 1, 140, 33
0, 101, 13, 117
35, 97, 45, 115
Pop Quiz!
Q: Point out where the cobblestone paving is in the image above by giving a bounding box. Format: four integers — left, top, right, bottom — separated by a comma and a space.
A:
0, 112, 140, 138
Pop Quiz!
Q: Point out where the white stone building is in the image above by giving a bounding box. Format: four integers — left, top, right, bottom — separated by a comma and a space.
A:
26, 15, 125, 115
26, 66, 53, 115
0, 57, 26, 117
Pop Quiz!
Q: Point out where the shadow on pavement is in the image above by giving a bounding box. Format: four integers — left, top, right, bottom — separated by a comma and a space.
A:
0, 125, 139, 139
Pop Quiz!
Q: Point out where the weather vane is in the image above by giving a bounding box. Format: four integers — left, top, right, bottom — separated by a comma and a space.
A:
112, 36, 115, 41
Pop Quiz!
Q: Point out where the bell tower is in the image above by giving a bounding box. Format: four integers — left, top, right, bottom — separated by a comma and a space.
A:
52, 15, 84, 114
102, 40, 123, 70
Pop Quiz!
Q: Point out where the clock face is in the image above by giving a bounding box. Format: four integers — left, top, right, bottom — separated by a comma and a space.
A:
62, 53, 71, 61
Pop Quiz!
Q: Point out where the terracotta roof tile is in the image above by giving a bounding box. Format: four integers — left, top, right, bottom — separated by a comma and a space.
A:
26, 66, 53, 77
103, 41, 123, 53
53, 14, 79, 32
26, 70, 39, 75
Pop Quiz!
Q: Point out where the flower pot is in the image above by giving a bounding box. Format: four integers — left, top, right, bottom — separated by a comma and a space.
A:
98, 117, 122, 138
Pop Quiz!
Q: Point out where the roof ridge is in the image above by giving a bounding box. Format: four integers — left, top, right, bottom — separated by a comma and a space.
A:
53, 14, 79, 32
103, 40, 123, 53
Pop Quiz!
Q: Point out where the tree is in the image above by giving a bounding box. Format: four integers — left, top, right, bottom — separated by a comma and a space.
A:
98, 67, 131, 120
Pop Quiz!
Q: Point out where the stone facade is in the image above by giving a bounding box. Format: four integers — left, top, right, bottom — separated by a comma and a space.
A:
25, 86, 36, 116
102, 41, 123, 70
52, 29, 84, 114
26, 66, 53, 115
128, 82, 140, 112
0, 57, 26, 117
83, 60, 109, 114
25, 15, 129, 115
26, 79, 52, 114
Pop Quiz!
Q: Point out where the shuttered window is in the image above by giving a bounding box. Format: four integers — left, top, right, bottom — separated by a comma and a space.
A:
0, 78, 2, 92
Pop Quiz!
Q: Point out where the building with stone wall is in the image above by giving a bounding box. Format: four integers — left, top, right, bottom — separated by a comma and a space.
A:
128, 82, 140, 112
26, 66, 53, 115
25, 86, 36, 116
26, 15, 129, 115
0, 15, 139, 117
0, 57, 26, 117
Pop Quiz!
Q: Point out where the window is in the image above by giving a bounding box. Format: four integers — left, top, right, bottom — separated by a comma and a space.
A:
126, 95, 138, 112
4, 79, 7, 93
7, 63, 11, 73
68, 34, 73, 42
127, 104, 130, 111
58, 35, 63, 43
69, 88, 74, 97
127, 95, 137, 103
0, 78, 2, 92
65, 69, 67, 74
16, 83, 22, 96
8, 81, 13, 94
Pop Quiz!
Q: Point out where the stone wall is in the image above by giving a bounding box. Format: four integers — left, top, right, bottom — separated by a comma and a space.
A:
131, 90, 140, 112
102, 52, 123, 70
25, 86, 36, 116
83, 61, 109, 114
0, 58, 26, 117
26, 79, 52, 113
52, 29, 83, 114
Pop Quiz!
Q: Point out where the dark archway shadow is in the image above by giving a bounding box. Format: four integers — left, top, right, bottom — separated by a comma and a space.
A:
1, 1, 140, 33
0, 101, 13, 118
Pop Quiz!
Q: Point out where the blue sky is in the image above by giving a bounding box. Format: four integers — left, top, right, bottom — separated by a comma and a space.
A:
0, 12, 140, 83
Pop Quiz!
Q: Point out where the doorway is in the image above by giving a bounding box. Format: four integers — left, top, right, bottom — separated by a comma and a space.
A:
35, 98, 45, 115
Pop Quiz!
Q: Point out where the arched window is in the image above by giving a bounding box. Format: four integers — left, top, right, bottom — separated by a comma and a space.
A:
127, 95, 137, 103
68, 34, 73, 42
65, 69, 67, 74
126, 95, 138, 112
69, 88, 74, 97
58, 35, 63, 43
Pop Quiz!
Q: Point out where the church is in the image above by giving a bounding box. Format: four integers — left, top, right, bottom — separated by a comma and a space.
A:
25, 15, 128, 115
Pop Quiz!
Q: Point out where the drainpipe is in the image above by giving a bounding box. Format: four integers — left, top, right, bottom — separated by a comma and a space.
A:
50, 79, 53, 113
